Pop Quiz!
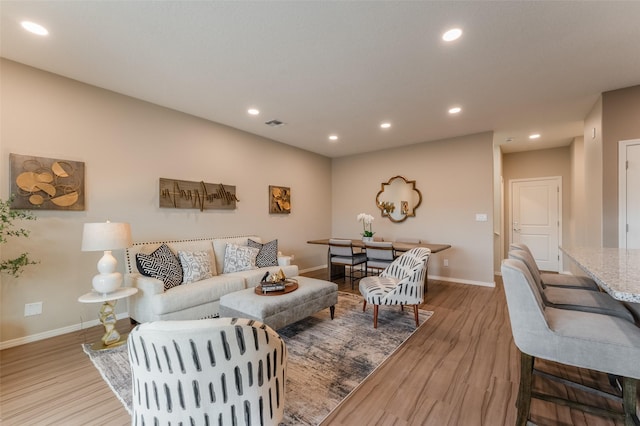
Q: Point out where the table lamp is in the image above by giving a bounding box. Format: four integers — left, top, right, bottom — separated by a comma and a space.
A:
81, 221, 132, 294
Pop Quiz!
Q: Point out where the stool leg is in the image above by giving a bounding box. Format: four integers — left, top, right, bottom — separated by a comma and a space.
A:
517, 352, 534, 426
622, 377, 638, 426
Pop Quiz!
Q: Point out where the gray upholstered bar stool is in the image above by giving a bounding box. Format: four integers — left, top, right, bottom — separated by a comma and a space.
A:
508, 249, 637, 323
501, 258, 640, 426
509, 243, 599, 290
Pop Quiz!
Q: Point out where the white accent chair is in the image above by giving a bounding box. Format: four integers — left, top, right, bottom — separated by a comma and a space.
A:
501, 258, 640, 425
359, 247, 430, 328
128, 317, 287, 426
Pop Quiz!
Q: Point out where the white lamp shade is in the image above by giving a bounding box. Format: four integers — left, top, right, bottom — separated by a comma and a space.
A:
81, 222, 132, 251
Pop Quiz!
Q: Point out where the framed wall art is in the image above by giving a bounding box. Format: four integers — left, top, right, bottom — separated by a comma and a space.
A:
269, 185, 291, 214
9, 153, 85, 210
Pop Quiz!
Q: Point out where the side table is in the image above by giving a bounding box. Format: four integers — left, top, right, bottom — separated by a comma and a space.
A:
78, 286, 138, 350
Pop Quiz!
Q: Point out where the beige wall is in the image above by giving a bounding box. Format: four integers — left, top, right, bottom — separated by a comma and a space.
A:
502, 147, 572, 261
332, 132, 496, 286
602, 85, 640, 247
1, 59, 332, 345
569, 136, 587, 247
583, 97, 604, 247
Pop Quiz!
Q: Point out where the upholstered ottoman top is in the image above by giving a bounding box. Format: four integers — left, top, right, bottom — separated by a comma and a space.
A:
219, 276, 338, 329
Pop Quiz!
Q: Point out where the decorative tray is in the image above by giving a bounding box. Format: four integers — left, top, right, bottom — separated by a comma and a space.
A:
255, 278, 298, 296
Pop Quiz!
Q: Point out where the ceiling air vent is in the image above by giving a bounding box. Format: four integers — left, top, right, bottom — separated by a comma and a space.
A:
265, 119, 285, 127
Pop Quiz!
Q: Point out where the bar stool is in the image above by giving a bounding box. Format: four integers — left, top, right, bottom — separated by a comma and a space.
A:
502, 258, 640, 426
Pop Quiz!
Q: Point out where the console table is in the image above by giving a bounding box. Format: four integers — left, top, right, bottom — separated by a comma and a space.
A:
78, 287, 138, 350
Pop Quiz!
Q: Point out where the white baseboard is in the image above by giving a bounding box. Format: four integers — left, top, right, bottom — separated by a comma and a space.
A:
299, 265, 327, 274
0, 312, 130, 350
429, 275, 495, 287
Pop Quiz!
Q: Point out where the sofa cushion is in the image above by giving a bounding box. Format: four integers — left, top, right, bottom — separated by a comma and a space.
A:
248, 239, 278, 267
223, 243, 259, 273
150, 275, 246, 315
178, 250, 213, 284
136, 244, 183, 291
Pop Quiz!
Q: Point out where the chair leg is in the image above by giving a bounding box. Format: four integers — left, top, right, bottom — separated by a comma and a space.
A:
373, 305, 379, 329
622, 377, 638, 426
517, 352, 534, 426
362, 300, 367, 312
413, 305, 419, 327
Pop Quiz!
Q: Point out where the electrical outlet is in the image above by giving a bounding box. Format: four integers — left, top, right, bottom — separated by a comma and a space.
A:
24, 302, 43, 316
443, 259, 449, 267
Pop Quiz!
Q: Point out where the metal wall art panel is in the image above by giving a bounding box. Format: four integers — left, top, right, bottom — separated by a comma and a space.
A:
159, 178, 239, 211
269, 185, 291, 214
10, 153, 85, 210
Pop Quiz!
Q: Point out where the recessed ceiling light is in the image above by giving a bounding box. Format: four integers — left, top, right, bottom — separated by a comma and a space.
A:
329, 135, 339, 141
448, 107, 462, 114
21, 21, 49, 36
442, 28, 462, 42
247, 108, 260, 115
529, 133, 541, 140
380, 122, 391, 129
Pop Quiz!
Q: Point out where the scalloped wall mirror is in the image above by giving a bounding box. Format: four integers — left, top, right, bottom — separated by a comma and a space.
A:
376, 175, 422, 223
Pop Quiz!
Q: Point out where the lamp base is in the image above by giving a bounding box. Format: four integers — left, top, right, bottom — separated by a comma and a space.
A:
92, 272, 122, 294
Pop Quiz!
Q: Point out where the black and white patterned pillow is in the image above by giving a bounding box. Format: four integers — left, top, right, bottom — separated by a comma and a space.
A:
223, 243, 259, 273
178, 250, 213, 284
136, 244, 183, 291
248, 239, 278, 267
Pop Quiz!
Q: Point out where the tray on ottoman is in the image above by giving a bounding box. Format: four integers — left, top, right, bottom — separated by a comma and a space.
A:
219, 276, 338, 330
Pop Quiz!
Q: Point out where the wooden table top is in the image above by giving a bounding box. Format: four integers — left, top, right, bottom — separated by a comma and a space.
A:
307, 238, 451, 254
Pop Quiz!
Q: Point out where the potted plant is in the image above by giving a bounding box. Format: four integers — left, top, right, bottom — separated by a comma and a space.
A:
1, 195, 38, 277
357, 213, 375, 242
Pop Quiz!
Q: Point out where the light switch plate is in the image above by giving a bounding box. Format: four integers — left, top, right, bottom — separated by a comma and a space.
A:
475, 213, 488, 222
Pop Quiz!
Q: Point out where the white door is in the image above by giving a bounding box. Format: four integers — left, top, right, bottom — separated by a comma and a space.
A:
510, 177, 561, 271
620, 140, 640, 249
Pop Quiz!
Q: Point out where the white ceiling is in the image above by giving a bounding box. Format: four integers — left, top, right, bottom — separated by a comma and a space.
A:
2, 1, 640, 157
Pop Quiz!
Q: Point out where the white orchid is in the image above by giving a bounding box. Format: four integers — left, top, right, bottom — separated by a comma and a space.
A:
357, 213, 375, 237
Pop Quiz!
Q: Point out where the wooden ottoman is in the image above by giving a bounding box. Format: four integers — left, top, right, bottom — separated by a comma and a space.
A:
219, 276, 338, 330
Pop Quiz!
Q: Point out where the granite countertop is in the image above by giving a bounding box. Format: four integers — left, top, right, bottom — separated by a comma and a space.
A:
560, 246, 640, 303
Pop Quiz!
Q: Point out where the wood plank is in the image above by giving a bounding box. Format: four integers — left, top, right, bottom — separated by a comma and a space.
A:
1, 270, 636, 425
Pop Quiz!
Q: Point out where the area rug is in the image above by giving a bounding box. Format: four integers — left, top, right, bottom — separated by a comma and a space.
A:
83, 292, 432, 425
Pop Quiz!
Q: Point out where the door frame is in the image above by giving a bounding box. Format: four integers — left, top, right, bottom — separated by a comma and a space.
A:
509, 176, 563, 272
619, 139, 640, 248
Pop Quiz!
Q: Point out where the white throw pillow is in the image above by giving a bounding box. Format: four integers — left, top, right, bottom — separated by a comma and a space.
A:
178, 250, 213, 284
223, 243, 259, 273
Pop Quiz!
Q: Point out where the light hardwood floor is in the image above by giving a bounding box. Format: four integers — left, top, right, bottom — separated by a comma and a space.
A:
1, 272, 635, 425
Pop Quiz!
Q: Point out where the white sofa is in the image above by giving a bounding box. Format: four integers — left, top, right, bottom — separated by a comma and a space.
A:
124, 235, 298, 323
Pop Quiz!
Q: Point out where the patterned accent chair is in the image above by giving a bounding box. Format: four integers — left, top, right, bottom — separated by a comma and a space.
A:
128, 317, 287, 426
359, 247, 430, 328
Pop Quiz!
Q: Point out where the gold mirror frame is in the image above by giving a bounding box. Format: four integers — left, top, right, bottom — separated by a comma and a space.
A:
376, 175, 422, 223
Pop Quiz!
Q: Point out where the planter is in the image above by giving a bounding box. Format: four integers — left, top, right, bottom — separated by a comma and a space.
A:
362, 236, 374, 243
